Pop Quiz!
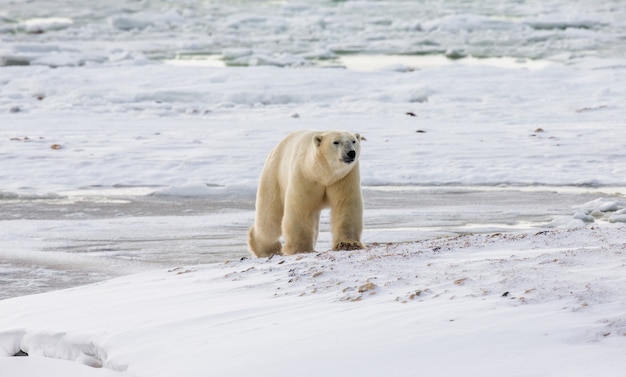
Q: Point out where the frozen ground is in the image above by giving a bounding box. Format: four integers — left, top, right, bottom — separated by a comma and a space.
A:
1, 54, 625, 300
1, 0, 626, 375
1, 225, 626, 377
0, 186, 624, 300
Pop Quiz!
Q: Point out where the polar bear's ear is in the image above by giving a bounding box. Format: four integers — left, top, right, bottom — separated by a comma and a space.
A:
354, 133, 361, 141
314, 134, 323, 147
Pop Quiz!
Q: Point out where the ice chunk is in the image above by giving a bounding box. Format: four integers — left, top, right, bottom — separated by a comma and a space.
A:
21, 18, 73, 33
599, 201, 619, 212
573, 212, 594, 223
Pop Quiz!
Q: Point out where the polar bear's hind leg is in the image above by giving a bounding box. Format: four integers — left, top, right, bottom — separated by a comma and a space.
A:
248, 225, 282, 258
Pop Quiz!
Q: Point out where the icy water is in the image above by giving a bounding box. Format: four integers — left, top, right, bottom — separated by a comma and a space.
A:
0, 186, 621, 300
2, 0, 626, 67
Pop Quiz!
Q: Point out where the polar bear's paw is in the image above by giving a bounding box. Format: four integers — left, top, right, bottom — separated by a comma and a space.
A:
333, 240, 364, 251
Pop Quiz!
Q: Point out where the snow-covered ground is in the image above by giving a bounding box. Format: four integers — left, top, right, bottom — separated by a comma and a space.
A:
1, 0, 626, 375
2, 225, 626, 377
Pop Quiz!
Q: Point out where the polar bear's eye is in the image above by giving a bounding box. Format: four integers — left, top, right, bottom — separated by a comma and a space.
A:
333, 141, 340, 145
352, 140, 356, 144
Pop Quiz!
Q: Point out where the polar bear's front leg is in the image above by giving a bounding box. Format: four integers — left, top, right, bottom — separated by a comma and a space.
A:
331, 212, 364, 251
327, 178, 364, 251
280, 184, 323, 255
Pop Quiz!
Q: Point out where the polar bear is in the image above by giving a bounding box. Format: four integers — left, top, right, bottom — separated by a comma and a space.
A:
248, 130, 364, 257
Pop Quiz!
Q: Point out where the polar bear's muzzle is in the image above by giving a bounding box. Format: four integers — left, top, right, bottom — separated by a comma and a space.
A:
343, 150, 357, 164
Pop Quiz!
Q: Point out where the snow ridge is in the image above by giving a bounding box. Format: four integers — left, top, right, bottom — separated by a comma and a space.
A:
1, 330, 127, 372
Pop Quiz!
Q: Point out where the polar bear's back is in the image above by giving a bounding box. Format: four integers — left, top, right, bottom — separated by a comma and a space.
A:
264, 130, 316, 192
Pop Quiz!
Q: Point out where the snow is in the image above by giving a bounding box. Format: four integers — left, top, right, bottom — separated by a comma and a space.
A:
1, 62, 624, 193
1, 0, 626, 376
1, 357, 126, 377
1, 226, 626, 376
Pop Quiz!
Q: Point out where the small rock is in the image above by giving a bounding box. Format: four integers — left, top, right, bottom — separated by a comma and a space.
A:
358, 282, 376, 293
454, 278, 467, 285
408, 290, 422, 300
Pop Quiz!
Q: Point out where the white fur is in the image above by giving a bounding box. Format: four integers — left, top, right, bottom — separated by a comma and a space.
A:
248, 130, 364, 257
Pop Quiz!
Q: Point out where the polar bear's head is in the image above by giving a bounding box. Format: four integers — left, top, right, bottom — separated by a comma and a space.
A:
314, 131, 362, 168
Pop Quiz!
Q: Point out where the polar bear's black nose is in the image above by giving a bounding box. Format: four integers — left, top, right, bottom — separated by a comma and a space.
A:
347, 150, 356, 158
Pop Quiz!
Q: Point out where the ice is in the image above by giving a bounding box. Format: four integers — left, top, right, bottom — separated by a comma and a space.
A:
573, 212, 595, 223
2, 0, 626, 68
1, 61, 624, 194
422, 14, 519, 32
19, 18, 74, 33
1, 1, 626, 375
609, 215, 626, 223
108, 10, 185, 31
